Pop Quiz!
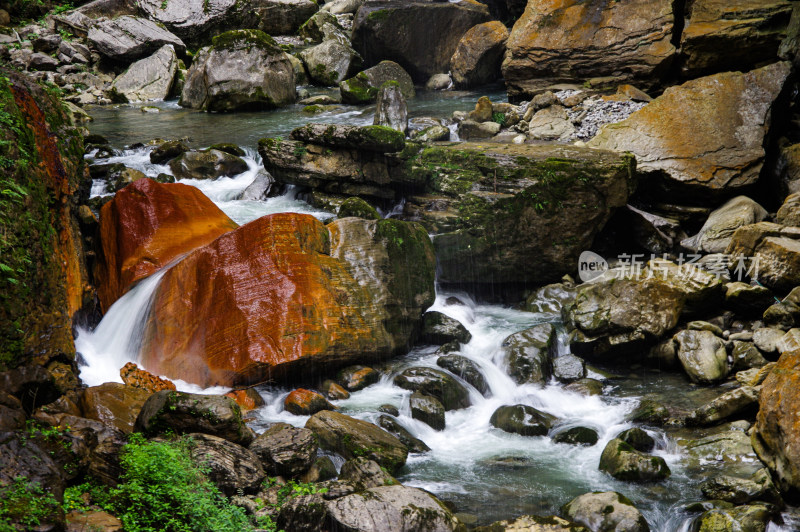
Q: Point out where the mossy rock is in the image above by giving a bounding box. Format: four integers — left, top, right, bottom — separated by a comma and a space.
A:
338, 197, 381, 220
598, 438, 670, 482
490, 404, 556, 437
211, 29, 282, 54
553, 426, 599, 446
208, 143, 245, 157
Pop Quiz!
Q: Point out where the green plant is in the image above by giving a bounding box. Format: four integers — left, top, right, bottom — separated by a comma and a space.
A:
0, 477, 61, 532
102, 434, 253, 532
293, 144, 308, 158
491, 112, 506, 126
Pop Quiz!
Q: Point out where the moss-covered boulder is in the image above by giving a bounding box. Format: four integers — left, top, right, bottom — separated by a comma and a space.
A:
410, 391, 446, 430
502, 324, 556, 385
338, 197, 382, 220
394, 367, 471, 410
421, 311, 472, 345
249, 422, 319, 478
490, 404, 556, 436
340, 60, 415, 104
552, 426, 598, 446
562, 492, 649, 532
180, 30, 295, 112
599, 438, 670, 482
436, 354, 489, 396
305, 410, 408, 473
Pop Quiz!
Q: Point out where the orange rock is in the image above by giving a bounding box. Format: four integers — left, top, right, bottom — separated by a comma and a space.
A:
95, 178, 238, 311
120, 362, 176, 393
321, 380, 350, 400
284, 388, 334, 416
225, 388, 266, 411
81, 382, 152, 433
139, 213, 435, 387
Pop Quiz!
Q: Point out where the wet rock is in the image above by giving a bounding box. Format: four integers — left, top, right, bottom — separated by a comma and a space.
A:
450, 21, 509, 89
224, 388, 265, 411
170, 148, 249, 180
552, 426, 598, 447
588, 63, 791, 198
422, 311, 472, 345
352, 0, 490, 82
301, 39, 362, 86
458, 119, 501, 139
475, 514, 588, 531
682, 196, 768, 253
338, 197, 381, 220
598, 438, 670, 482
149, 140, 189, 164
181, 30, 295, 112
736, 364, 776, 387
340, 60, 414, 104
120, 362, 176, 393
289, 123, 405, 152
234, 170, 273, 200
88, 15, 185, 61
0, 432, 66, 512
106, 165, 147, 193
675, 329, 729, 385
680, 0, 792, 77
503, 323, 555, 385
436, 354, 489, 396
249, 422, 318, 478
503, 0, 675, 99
616, 428, 655, 453
411, 125, 451, 142
339, 457, 397, 491
552, 354, 586, 383
135, 390, 255, 445
410, 391, 446, 431
726, 222, 800, 292
0, 391, 25, 431
378, 404, 399, 416
561, 491, 650, 532
490, 404, 555, 437
692, 504, 776, 532
568, 278, 684, 359
186, 433, 264, 495
377, 415, 430, 453
81, 383, 152, 434
337, 365, 381, 391
394, 367, 471, 410
426, 73, 452, 91
299, 455, 338, 483
284, 388, 335, 416
306, 410, 408, 473
95, 179, 237, 310
110, 45, 178, 102
643, 259, 724, 314
725, 282, 775, 316
564, 378, 604, 396
683, 428, 756, 465
699, 468, 782, 506
374, 81, 408, 133
689, 386, 760, 427
299, 11, 340, 42
321, 380, 350, 400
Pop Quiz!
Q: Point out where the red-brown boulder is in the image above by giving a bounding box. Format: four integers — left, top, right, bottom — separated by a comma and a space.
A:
225, 388, 266, 411
139, 213, 435, 387
120, 362, 176, 393
95, 178, 238, 311
284, 388, 335, 416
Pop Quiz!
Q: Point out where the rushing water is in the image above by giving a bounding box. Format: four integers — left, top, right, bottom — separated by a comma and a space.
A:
77, 93, 799, 530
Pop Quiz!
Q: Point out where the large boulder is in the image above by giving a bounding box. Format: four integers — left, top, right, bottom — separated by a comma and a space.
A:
394, 367, 471, 410
410, 391, 445, 430
134, 390, 255, 445
139, 213, 435, 387
137, 0, 317, 47
186, 433, 264, 495
87, 15, 185, 61
351, 0, 491, 82
110, 45, 178, 102
589, 63, 791, 199
249, 422, 318, 477
598, 438, 670, 482
502, 0, 676, 99
490, 404, 555, 436
753, 346, 800, 494
374, 81, 407, 133
688, 386, 759, 426
180, 30, 295, 112
450, 21, 509, 89
81, 382, 152, 433
305, 410, 408, 473
567, 278, 684, 359
339, 61, 415, 104
377, 415, 430, 453
421, 312, 471, 345
300, 39, 362, 86
682, 196, 769, 253
680, 0, 793, 77
691, 504, 776, 532
502, 323, 555, 385
95, 178, 238, 311
675, 329, 730, 384
726, 222, 800, 292
436, 355, 488, 396
562, 492, 649, 532
168, 149, 248, 179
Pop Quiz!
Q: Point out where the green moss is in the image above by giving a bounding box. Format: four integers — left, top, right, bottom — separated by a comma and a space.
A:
211, 29, 281, 54
366, 8, 390, 23
340, 73, 377, 104
338, 197, 381, 220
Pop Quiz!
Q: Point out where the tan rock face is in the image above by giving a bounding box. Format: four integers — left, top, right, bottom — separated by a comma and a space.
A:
140, 213, 435, 387
754, 347, 800, 494
502, 0, 676, 99
726, 222, 800, 291
450, 21, 509, 89
681, 0, 793, 77
589, 62, 791, 198
95, 178, 238, 311
81, 383, 152, 433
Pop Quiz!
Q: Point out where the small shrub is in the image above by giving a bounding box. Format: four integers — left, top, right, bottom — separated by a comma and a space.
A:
491, 112, 506, 126
0, 477, 61, 532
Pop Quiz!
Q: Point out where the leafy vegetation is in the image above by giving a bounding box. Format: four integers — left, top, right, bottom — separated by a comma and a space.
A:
491, 112, 506, 126
0, 477, 61, 532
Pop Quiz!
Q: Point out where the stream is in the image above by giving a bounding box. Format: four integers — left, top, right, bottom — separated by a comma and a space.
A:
76, 93, 800, 531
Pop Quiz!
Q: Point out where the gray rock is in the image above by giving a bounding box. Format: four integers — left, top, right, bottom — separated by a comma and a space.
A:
186, 433, 264, 495
149, 140, 189, 164
181, 30, 295, 112
564, 378, 604, 396
458, 119, 501, 139
426, 73, 452, 91
410, 391, 445, 431
321, 0, 364, 15
110, 45, 177, 102
777, 191, 800, 226
616, 427, 655, 453
527, 105, 575, 141
699, 468, 782, 506
552, 426, 598, 446
300, 39, 362, 86
236, 171, 274, 200
339, 457, 397, 491
562, 491, 650, 532
374, 82, 408, 133
731, 341, 768, 371
394, 367, 470, 410
169, 149, 248, 180
88, 15, 185, 61
377, 415, 430, 453
421, 311, 471, 345
490, 404, 555, 437
299, 11, 340, 41
411, 125, 451, 142
725, 282, 775, 316
552, 354, 586, 383
598, 438, 670, 482
289, 123, 405, 152
249, 422, 319, 478
682, 429, 756, 465
675, 329, 729, 384
340, 60, 415, 104
436, 354, 489, 396
682, 196, 768, 253
753, 327, 785, 354
692, 504, 776, 532
502, 323, 555, 386
28, 52, 59, 71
